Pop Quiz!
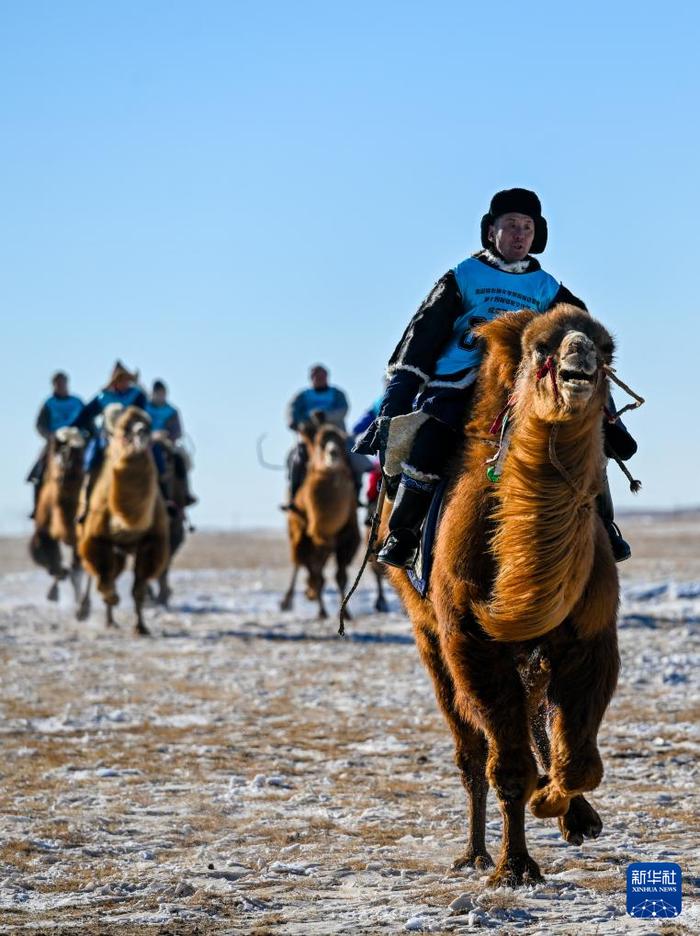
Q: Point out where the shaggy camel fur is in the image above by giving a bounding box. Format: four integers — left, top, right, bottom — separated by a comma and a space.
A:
77, 406, 169, 635
384, 304, 620, 886
281, 418, 360, 619
29, 427, 85, 603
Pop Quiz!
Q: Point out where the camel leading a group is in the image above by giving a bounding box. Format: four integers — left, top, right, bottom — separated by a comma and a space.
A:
77, 405, 169, 635
384, 304, 624, 886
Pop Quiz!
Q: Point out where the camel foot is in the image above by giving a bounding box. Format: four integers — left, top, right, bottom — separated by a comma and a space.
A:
156, 587, 171, 607
375, 595, 389, 613
47, 582, 59, 602
452, 848, 494, 871
76, 596, 91, 622
529, 778, 570, 819
280, 595, 293, 612
559, 795, 602, 845
317, 606, 328, 620
488, 853, 543, 888
135, 619, 151, 637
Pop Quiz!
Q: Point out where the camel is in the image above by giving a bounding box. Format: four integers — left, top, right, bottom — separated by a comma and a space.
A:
29, 427, 86, 603
149, 431, 189, 607
383, 304, 622, 887
76, 405, 169, 635
281, 416, 361, 619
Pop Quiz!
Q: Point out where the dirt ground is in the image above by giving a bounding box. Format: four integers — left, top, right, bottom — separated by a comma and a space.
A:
0, 515, 698, 934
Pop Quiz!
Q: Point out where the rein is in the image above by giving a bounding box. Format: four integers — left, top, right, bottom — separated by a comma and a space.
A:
338, 484, 386, 636
485, 355, 645, 492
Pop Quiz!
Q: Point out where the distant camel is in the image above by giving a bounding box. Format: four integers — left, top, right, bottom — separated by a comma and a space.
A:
281, 416, 360, 619
29, 427, 85, 603
384, 305, 621, 886
150, 431, 188, 607
77, 406, 169, 635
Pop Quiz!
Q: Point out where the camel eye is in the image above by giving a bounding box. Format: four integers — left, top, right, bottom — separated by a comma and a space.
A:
535, 343, 549, 358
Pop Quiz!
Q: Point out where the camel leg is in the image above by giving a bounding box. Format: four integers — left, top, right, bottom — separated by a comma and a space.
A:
47, 579, 60, 602
530, 619, 619, 821
374, 568, 389, 613
69, 550, 83, 604
280, 565, 299, 611
529, 702, 602, 845
442, 625, 541, 886
156, 569, 171, 607
334, 563, 351, 621
414, 622, 492, 870
81, 537, 123, 626
133, 536, 164, 636
76, 577, 92, 622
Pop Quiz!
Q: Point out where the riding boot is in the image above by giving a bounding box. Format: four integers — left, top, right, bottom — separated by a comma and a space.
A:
281, 443, 308, 511
597, 472, 631, 563
376, 478, 435, 569
29, 481, 40, 520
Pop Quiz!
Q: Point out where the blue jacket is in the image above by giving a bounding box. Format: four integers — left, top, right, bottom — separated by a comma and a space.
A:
36, 394, 84, 439
146, 401, 182, 439
74, 386, 148, 433
287, 386, 349, 431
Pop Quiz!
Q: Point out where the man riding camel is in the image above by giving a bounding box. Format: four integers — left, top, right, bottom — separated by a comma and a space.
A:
73, 361, 150, 521
283, 364, 350, 507
146, 379, 197, 507
27, 371, 84, 517
355, 188, 637, 568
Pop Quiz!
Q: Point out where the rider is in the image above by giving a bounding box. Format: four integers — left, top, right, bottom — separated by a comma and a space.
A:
73, 361, 149, 520
146, 379, 197, 507
27, 371, 84, 517
284, 364, 350, 507
356, 188, 637, 569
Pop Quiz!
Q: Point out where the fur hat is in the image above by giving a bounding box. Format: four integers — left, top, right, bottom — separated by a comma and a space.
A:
108, 360, 139, 387
480, 188, 548, 254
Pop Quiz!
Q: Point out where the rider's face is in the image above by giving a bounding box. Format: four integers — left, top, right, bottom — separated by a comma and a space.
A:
489, 212, 536, 262
113, 375, 131, 393
53, 377, 68, 396
152, 390, 166, 406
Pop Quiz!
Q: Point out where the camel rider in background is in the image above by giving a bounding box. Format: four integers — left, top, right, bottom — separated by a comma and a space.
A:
355, 188, 637, 569
27, 371, 84, 518
283, 363, 374, 508
73, 361, 152, 521
146, 379, 197, 507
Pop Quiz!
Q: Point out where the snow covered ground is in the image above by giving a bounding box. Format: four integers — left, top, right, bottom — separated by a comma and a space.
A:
0, 519, 698, 934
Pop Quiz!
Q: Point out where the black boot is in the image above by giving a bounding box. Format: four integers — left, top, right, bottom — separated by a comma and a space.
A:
376, 480, 434, 569
597, 474, 631, 563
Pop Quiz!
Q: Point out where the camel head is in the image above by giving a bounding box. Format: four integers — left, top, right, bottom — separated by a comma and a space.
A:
477, 304, 613, 424
518, 305, 614, 421
309, 424, 349, 471
49, 426, 85, 480
110, 406, 153, 461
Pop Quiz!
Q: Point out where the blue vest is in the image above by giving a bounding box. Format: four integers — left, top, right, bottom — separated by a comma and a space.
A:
45, 395, 84, 432
146, 402, 177, 431
296, 388, 344, 421
432, 258, 561, 384
96, 386, 145, 411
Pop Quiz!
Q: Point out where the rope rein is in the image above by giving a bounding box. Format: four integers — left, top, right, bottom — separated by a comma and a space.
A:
338, 485, 386, 636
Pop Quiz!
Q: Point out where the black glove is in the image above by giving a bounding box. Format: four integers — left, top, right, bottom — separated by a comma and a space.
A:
604, 420, 638, 462
353, 416, 391, 467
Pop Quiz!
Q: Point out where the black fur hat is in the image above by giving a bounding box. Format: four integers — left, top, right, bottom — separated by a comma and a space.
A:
480, 188, 548, 254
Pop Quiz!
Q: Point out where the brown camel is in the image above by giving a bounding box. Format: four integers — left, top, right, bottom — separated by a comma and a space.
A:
149, 431, 188, 607
29, 427, 86, 603
384, 304, 621, 886
281, 417, 360, 619
77, 406, 169, 635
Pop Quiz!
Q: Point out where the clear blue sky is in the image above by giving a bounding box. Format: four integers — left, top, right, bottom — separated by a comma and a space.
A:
1, 1, 698, 533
